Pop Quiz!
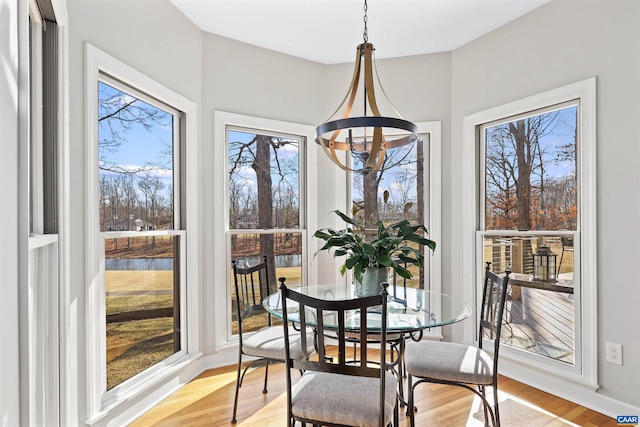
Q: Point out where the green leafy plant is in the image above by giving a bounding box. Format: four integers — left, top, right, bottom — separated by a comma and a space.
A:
314, 210, 436, 284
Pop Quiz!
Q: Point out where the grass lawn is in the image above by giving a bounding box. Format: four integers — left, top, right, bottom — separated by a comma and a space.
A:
105, 265, 302, 388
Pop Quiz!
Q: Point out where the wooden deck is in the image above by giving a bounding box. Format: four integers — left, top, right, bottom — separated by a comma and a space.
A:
502, 285, 575, 364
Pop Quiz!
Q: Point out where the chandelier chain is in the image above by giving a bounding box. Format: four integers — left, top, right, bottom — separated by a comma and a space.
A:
363, 0, 368, 42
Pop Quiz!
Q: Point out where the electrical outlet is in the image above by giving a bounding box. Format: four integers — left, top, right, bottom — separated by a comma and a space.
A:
606, 342, 623, 365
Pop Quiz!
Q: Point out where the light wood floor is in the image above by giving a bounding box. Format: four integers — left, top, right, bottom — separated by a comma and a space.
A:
130, 361, 615, 426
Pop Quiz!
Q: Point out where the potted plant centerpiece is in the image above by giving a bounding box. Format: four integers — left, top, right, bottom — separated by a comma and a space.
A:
314, 210, 436, 296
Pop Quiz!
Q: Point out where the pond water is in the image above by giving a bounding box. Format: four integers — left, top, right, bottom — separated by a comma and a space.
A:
106, 258, 173, 271
233, 254, 302, 269
106, 254, 302, 270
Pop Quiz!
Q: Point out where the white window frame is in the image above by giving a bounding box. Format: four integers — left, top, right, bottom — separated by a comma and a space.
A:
346, 122, 443, 339
462, 78, 597, 389
212, 111, 317, 349
84, 44, 200, 423
22, 1, 67, 425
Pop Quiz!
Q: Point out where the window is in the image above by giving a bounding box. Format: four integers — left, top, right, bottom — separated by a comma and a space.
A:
480, 103, 578, 365
227, 128, 303, 332
98, 78, 182, 390
348, 122, 442, 335
213, 112, 316, 344
25, 1, 62, 424
463, 78, 597, 387
85, 45, 199, 420
350, 132, 436, 291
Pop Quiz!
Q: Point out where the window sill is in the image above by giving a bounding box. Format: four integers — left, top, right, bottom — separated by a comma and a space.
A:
85, 351, 202, 426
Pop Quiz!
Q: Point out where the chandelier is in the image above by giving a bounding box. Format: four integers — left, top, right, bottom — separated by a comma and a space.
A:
315, 0, 418, 175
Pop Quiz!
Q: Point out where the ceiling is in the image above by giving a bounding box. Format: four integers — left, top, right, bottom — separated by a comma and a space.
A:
169, 0, 551, 64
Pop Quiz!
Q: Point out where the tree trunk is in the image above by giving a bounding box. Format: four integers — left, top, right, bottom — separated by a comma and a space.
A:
363, 171, 379, 228
510, 120, 534, 273
253, 135, 277, 288
417, 138, 425, 289
510, 120, 532, 230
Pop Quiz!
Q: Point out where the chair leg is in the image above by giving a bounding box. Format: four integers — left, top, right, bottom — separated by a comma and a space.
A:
263, 362, 269, 394
493, 384, 501, 427
477, 384, 499, 427
478, 385, 489, 427
393, 395, 399, 427
397, 338, 405, 405
408, 374, 416, 427
231, 356, 243, 423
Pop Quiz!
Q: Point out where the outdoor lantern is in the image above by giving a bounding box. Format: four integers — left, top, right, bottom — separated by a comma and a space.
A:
533, 245, 557, 282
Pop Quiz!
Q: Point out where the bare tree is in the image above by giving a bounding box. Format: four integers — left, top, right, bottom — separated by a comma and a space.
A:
228, 133, 299, 288
485, 111, 565, 231
138, 174, 166, 249
353, 142, 417, 227
138, 174, 166, 227
99, 176, 110, 231
229, 175, 247, 230
98, 82, 171, 176
98, 82, 174, 238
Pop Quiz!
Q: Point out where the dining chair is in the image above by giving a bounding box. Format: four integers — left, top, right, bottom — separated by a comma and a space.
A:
404, 263, 510, 427
230, 256, 314, 424
280, 278, 399, 427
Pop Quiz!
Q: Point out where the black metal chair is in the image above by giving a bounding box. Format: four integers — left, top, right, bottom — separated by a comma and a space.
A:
230, 256, 314, 423
404, 263, 511, 427
280, 278, 399, 427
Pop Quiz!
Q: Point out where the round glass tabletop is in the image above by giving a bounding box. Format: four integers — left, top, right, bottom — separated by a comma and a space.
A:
263, 283, 471, 334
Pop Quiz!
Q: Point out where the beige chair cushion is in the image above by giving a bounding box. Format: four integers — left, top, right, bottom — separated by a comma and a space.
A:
243, 326, 315, 360
291, 370, 397, 427
404, 340, 494, 385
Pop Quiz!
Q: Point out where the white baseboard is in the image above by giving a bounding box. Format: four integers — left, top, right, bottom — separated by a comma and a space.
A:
499, 359, 640, 419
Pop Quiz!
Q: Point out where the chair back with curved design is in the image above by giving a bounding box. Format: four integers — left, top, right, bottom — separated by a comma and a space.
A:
230, 255, 277, 423
233, 255, 273, 338
280, 279, 398, 427
479, 262, 511, 385
404, 263, 510, 427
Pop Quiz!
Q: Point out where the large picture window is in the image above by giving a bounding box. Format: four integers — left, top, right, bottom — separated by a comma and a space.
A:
480, 102, 578, 365
85, 45, 199, 421
350, 134, 433, 290
463, 78, 597, 387
227, 128, 303, 333
213, 112, 316, 345
98, 78, 183, 390
347, 122, 442, 336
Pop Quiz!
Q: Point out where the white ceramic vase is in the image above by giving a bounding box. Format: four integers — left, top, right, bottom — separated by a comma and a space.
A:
356, 267, 389, 297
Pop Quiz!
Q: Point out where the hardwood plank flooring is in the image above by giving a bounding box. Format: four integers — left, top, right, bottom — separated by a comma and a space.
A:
130, 363, 616, 426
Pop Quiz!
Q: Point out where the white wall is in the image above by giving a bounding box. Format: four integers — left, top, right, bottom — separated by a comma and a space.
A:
450, 0, 640, 408
0, 0, 23, 424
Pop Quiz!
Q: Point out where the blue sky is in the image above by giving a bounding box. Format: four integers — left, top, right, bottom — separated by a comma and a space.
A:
98, 82, 174, 195
485, 104, 577, 180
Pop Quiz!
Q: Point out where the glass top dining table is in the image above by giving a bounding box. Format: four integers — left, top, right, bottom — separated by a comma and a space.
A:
262, 283, 472, 334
